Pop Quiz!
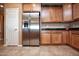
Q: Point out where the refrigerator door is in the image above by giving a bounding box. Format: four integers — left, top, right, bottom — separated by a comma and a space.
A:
22, 13, 30, 46
29, 13, 40, 46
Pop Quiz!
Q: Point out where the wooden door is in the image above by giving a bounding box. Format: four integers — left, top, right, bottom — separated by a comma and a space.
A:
51, 31, 63, 44
41, 31, 51, 44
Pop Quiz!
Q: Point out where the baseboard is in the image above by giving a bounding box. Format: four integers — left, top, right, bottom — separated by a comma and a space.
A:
3, 44, 22, 47
18, 45, 22, 47
3, 44, 7, 47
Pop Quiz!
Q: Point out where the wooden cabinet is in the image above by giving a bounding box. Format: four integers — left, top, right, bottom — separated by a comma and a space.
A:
71, 34, 79, 49
40, 30, 69, 45
41, 6, 63, 22
51, 31, 63, 44
23, 3, 41, 11
40, 31, 51, 44
63, 4, 73, 22
23, 4, 33, 11
41, 7, 51, 22
0, 14, 4, 40
50, 7, 63, 22
0, 14, 3, 33
55, 7, 63, 22
49, 7, 56, 22
70, 31, 79, 49
73, 4, 79, 20
63, 31, 70, 44
63, 31, 67, 44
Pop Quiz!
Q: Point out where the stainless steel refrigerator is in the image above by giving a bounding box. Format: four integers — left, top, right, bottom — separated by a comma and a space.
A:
22, 12, 40, 46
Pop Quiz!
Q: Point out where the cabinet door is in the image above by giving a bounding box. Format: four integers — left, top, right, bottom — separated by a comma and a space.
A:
50, 7, 62, 22
41, 7, 51, 22
32, 4, 41, 11
41, 31, 51, 44
50, 7, 56, 22
51, 31, 63, 44
63, 31, 70, 44
63, 4, 72, 22
62, 31, 67, 44
71, 34, 79, 49
55, 7, 63, 22
73, 4, 79, 20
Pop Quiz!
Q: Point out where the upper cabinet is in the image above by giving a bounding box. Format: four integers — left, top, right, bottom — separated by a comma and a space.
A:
23, 3, 41, 11
50, 7, 63, 22
41, 6, 63, 22
63, 4, 73, 22
41, 7, 51, 22
73, 4, 79, 20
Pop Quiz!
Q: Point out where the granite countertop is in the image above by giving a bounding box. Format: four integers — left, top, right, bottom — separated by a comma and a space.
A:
41, 28, 79, 31
41, 28, 66, 30
69, 28, 79, 30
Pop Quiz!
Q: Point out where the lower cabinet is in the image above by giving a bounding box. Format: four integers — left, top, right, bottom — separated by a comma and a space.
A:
40, 31, 51, 44
70, 31, 79, 49
41, 30, 79, 49
51, 31, 63, 44
63, 31, 70, 44
41, 31, 63, 45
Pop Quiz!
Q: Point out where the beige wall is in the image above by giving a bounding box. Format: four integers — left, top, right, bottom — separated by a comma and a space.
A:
4, 3, 22, 46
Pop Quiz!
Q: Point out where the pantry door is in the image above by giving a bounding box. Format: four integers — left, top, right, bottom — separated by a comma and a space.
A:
5, 8, 19, 45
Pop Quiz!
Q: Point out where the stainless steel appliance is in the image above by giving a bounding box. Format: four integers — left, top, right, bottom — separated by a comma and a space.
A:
22, 12, 40, 46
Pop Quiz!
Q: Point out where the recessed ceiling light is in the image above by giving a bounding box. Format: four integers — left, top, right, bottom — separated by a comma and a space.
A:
0, 5, 4, 7
33, 4, 36, 7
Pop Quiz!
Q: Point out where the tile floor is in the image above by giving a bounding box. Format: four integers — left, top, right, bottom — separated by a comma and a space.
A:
0, 45, 79, 56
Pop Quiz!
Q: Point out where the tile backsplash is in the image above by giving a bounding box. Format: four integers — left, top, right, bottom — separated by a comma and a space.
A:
41, 23, 70, 28
41, 21, 79, 29
70, 21, 79, 28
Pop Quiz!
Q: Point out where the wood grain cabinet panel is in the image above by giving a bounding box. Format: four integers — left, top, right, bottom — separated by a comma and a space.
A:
49, 7, 56, 22
70, 31, 79, 49
23, 4, 41, 11
41, 7, 51, 22
71, 34, 79, 49
50, 7, 63, 22
63, 4, 72, 22
73, 4, 79, 20
51, 31, 63, 44
0, 14, 4, 39
40, 31, 51, 44
41, 6, 63, 22
55, 7, 63, 22
23, 4, 33, 11
63, 31, 70, 44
